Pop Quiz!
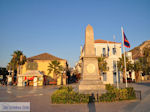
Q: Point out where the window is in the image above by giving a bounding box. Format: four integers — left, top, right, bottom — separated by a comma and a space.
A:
103, 48, 106, 56
103, 72, 107, 81
113, 72, 117, 83
112, 48, 116, 55
113, 60, 116, 70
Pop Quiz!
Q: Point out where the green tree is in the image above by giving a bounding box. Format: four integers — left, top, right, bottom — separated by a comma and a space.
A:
143, 48, 150, 75
12, 50, 26, 74
138, 48, 150, 76
98, 56, 108, 75
133, 61, 142, 82
8, 50, 26, 82
117, 56, 133, 82
7, 61, 16, 83
47, 60, 64, 80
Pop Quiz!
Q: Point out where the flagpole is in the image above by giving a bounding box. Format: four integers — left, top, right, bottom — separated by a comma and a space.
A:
121, 27, 128, 88
113, 35, 119, 89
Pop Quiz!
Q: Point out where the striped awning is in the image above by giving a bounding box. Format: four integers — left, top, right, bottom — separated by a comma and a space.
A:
20, 70, 43, 76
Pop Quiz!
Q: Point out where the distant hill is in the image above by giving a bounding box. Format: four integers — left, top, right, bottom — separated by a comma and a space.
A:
130, 40, 150, 60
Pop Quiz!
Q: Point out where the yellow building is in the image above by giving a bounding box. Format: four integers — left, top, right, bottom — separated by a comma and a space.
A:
18, 53, 67, 86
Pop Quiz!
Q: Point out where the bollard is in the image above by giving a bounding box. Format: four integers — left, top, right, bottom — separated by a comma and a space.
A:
135, 90, 142, 100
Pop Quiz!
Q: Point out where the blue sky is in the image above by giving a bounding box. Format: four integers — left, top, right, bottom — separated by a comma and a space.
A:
0, 0, 150, 67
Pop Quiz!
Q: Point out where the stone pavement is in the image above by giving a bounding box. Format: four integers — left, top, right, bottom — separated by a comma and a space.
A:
0, 81, 150, 112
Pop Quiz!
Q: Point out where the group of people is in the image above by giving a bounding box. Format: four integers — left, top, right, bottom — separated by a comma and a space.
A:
0, 77, 8, 86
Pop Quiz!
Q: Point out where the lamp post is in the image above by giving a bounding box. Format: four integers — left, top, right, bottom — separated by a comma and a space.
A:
61, 71, 63, 85
113, 35, 119, 89
63, 70, 66, 85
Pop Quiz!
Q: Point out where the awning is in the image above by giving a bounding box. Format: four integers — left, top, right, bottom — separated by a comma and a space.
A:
20, 70, 43, 77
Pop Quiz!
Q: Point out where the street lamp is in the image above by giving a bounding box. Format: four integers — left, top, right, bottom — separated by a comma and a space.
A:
61, 71, 63, 85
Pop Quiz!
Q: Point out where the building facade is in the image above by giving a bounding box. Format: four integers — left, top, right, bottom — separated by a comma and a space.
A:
18, 53, 67, 86
76, 39, 123, 84
125, 52, 135, 82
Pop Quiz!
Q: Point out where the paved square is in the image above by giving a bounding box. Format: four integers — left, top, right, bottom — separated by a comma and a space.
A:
0, 82, 150, 112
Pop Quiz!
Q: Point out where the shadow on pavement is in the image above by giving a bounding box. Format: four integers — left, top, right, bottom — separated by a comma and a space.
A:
123, 81, 150, 112
136, 81, 150, 87
88, 93, 96, 112
122, 101, 139, 112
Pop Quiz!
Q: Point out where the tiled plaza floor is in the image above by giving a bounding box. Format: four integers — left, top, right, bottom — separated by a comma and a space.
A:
0, 81, 150, 112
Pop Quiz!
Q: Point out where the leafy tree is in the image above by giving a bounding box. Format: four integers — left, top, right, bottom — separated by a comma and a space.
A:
138, 48, 150, 76
117, 56, 133, 82
7, 61, 16, 82
47, 60, 64, 80
0, 67, 9, 80
133, 61, 142, 82
143, 48, 150, 75
98, 56, 108, 75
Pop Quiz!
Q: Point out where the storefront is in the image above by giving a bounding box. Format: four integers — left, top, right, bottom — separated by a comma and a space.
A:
18, 70, 43, 86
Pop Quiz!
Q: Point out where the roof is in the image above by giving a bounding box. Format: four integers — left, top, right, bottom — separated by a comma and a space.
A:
81, 39, 121, 52
27, 53, 64, 61
95, 39, 121, 44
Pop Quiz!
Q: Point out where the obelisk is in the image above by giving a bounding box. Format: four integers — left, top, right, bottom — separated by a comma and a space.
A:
79, 24, 104, 93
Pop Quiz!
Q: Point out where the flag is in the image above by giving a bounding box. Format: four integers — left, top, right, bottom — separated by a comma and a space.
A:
123, 30, 130, 48
121, 27, 129, 87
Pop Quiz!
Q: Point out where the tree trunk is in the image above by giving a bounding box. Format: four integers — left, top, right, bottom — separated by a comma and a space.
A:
19, 65, 22, 74
123, 70, 126, 83
135, 72, 140, 82
12, 71, 14, 84
16, 66, 19, 84
53, 73, 57, 81
99, 70, 101, 80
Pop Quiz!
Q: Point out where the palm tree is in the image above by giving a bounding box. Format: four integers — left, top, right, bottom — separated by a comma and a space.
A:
134, 61, 142, 82
6, 61, 16, 83
47, 60, 64, 80
98, 56, 108, 78
12, 50, 26, 75
8, 50, 26, 83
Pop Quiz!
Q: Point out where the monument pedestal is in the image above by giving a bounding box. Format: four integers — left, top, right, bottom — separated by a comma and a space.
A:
79, 57, 105, 94
79, 72, 105, 94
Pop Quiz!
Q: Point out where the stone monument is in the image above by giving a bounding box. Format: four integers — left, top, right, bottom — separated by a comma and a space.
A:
79, 24, 105, 93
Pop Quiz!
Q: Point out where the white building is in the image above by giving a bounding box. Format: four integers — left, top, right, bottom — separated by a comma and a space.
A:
76, 39, 123, 84
126, 52, 135, 82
